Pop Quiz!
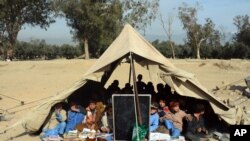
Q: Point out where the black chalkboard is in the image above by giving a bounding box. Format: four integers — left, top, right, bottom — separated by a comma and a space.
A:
112, 94, 151, 141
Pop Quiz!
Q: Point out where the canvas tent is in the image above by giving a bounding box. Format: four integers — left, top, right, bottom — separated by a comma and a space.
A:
9, 24, 241, 133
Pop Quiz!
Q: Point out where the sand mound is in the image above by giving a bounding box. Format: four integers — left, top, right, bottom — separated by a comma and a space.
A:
198, 62, 207, 67
213, 61, 238, 70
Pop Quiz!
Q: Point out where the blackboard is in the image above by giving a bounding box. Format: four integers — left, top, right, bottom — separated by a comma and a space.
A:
112, 94, 151, 141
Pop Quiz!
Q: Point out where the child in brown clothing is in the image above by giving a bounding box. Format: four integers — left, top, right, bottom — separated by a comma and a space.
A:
162, 100, 191, 138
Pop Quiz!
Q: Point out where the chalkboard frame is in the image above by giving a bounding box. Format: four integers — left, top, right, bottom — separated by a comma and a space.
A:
112, 94, 151, 141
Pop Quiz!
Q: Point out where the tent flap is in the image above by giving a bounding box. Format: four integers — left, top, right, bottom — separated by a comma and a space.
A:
22, 79, 88, 132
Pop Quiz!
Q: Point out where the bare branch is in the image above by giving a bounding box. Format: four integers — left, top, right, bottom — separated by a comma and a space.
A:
159, 12, 168, 37
158, 11, 175, 58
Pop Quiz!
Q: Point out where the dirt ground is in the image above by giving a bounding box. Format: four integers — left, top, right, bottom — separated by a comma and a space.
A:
0, 59, 250, 141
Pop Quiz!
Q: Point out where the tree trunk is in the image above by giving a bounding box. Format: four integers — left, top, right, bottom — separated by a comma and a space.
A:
7, 47, 13, 61
6, 26, 18, 61
83, 38, 89, 59
169, 42, 175, 59
196, 39, 205, 59
0, 46, 4, 61
196, 46, 200, 59
7, 40, 15, 61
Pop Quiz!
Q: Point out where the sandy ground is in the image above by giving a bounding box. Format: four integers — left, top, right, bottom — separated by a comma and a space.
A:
0, 59, 250, 141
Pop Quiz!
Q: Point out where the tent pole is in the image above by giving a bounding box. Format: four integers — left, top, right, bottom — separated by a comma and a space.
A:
129, 58, 132, 84
130, 52, 142, 125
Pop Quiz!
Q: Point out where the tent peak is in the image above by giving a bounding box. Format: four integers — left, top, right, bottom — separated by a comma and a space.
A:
84, 23, 173, 76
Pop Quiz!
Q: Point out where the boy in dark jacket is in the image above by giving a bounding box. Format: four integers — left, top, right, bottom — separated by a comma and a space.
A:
185, 103, 208, 141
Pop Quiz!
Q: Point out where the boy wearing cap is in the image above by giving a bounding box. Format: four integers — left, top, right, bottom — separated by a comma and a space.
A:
150, 102, 159, 132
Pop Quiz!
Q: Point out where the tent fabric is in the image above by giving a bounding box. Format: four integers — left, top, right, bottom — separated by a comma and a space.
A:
84, 24, 176, 76
22, 78, 88, 132
19, 24, 240, 133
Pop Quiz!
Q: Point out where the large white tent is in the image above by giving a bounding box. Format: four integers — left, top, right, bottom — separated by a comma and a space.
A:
8, 24, 241, 133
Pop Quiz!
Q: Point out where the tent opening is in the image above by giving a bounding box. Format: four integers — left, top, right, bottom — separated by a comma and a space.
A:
67, 80, 106, 108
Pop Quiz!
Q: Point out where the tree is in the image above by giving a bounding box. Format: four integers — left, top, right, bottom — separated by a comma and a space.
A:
218, 26, 227, 45
152, 39, 182, 58
201, 19, 221, 59
159, 13, 175, 59
61, 44, 75, 59
60, 0, 159, 59
234, 15, 250, 32
0, 1, 7, 60
60, 0, 122, 59
0, 0, 55, 60
220, 42, 249, 59
14, 39, 81, 60
233, 15, 250, 47
178, 3, 220, 59
121, 0, 159, 31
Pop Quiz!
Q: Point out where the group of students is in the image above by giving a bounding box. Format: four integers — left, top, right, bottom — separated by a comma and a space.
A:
150, 98, 209, 141
105, 74, 172, 104
40, 74, 209, 141
40, 100, 113, 140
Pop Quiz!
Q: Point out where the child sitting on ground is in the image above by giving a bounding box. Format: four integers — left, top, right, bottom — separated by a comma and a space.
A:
185, 103, 208, 141
150, 102, 159, 132
158, 99, 169, 117
65, 101, 86, 133
76, 100, 103, 132
162, 100, 192, 138
41, 103, 66, 139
